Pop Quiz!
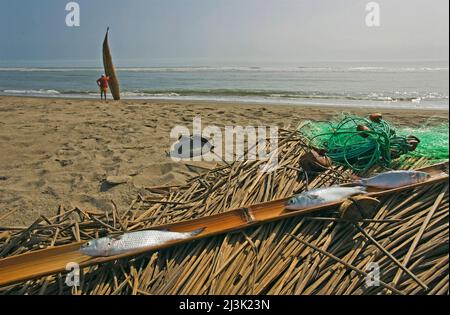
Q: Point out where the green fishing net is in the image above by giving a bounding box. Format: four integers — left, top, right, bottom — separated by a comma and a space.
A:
299, 114, 449, 172
397, 124, 449, 161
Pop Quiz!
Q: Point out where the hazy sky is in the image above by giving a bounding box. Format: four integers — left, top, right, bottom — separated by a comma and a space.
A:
0, 0, 448, 66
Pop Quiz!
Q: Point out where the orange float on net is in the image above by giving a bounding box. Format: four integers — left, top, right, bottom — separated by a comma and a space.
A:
299, 149, 332, 173
357, 124, 371, 138
369, 113, 383, 123
406, 135, 421, 152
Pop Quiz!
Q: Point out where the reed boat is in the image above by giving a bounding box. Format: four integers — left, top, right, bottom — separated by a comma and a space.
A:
103, 27, 120, 100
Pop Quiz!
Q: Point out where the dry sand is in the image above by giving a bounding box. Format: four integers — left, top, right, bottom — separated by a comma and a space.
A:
0, 96, 447, 226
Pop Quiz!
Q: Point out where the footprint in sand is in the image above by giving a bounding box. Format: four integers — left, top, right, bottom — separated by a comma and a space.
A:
42, 186, 59, 198
79, 196, 114, 212
55, 159, 74, 167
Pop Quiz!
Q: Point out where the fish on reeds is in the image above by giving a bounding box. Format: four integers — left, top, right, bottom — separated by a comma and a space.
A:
80, 228, 205, 257
355, 170, 430, 189
285, 186, 367, 210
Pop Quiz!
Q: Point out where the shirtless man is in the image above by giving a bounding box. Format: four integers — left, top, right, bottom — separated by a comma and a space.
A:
96, 74, 110, 100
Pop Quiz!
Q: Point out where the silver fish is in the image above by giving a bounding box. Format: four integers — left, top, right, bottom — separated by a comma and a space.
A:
286, 186, 367, 210
80, 228, 204, 257
356, 170, 430, 189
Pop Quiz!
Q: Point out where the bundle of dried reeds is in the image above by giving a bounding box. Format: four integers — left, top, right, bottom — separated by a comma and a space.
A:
0, 129, 447, 295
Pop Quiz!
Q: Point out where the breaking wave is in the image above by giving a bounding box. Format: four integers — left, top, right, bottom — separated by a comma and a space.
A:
3, 89, 60, 95
2, 88, 447, 104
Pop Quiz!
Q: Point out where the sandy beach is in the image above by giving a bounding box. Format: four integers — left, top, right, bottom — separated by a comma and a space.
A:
0, 95, 447, 226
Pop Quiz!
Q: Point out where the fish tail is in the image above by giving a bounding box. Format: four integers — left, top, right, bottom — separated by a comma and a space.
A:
187, 227, 205, 237
355, 186, 367, 193
350, 174, 364, 186
357, 179, 365, 186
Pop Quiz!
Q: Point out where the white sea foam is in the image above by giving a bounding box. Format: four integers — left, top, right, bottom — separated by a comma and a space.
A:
121, 91, 181, 97
3, 89, 60, 95
0, 68, 101, 72
348, 67, 384, 71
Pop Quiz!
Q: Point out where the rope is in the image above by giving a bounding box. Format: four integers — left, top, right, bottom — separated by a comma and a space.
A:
305, 115, 413, 172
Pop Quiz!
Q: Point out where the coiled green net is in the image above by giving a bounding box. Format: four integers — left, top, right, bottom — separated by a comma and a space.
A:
299, 114, 449, 172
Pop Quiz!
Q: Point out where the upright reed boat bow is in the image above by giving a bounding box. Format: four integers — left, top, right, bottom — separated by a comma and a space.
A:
102, 27, 121, 100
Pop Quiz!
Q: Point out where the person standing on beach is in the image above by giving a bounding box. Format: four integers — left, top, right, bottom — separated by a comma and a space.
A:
96, 74, 110, 100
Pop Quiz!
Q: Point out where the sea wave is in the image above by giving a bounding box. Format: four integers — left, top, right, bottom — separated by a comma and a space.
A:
121, 91, 181, 97
3, 89, 60, 95
2, 88, 447, 103
0, 68, 102, 72
0, 66, 447, 73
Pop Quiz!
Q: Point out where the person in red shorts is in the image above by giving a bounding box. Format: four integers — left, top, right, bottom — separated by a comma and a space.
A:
96, 74, 110, 100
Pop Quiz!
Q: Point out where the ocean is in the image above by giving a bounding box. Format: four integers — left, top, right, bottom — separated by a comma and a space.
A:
0, 61, 448, 109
